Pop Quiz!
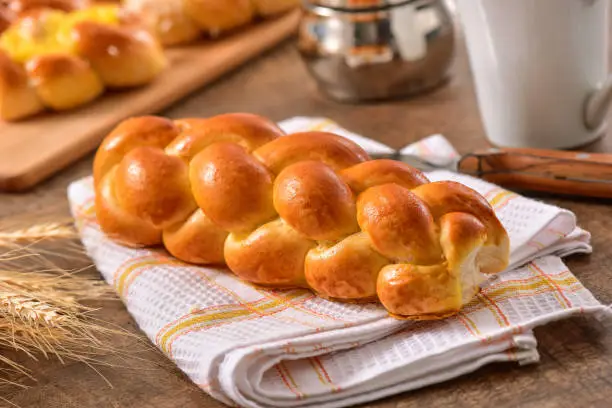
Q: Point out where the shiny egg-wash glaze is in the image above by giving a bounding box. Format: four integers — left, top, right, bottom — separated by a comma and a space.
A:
93, 113, 510, 320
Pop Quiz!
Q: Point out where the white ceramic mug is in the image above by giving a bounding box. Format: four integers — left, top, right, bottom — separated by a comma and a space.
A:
455, 0, 612, 149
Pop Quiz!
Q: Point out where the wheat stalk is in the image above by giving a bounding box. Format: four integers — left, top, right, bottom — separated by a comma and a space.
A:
0, 222, 76, 243
1, 291, 68, 328
0, 215, 150, 398
0, 268, 127, 389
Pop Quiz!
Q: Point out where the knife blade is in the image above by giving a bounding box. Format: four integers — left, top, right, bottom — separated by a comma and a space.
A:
369, 147, 612, 199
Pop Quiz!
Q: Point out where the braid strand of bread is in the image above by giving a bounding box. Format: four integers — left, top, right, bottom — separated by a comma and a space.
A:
93, 113, 510, 319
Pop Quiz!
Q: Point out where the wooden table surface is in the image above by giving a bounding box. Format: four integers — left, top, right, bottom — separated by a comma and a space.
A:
2, 29, 612, 408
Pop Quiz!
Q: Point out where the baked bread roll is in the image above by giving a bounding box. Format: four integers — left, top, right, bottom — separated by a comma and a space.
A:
122, 0, 300, 45
94, 113, 510, 320
122, 0, 199, 46
72, 20, 165, 88
0, 4, 166, 120
25, 53, 103, 109
0, 49, 44, 120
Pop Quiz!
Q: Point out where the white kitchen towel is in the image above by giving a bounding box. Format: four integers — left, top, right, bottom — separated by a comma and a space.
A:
68, 117, 610, 408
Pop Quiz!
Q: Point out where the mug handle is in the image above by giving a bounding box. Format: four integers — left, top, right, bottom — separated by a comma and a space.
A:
585, 75, 612, 130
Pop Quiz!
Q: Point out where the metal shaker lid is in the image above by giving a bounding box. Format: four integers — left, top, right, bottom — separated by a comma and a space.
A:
308, 0, 415, 10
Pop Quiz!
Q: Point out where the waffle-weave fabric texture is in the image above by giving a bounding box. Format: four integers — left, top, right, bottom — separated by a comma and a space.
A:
68, 117, 611, 408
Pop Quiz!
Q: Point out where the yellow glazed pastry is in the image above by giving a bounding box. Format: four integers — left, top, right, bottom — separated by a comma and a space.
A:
0, 4, 166, 120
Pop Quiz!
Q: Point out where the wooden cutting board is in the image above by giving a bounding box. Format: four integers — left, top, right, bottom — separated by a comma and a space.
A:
0, 9, 300, 192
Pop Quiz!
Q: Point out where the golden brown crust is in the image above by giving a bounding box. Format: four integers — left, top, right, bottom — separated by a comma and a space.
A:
224, 219, 313, 287
167, 113, 284, 160
412, 181, 510, 273
123, 0, 300, 46
72, 21, 166, 88
25, 52, 83, 78
93, 115, 180, 185
254, 131, 370, 174
114, 146, 197, 228
340, 159, 429, 194
25, 53, 103, 110
95, 166, 163, 247
122, 0, 200, 46
93, 113, 511, 320
357, 183, 442, 264
163, 209, 227, 264
190, 142, 276, 233
274, 161, 359, 241
377, 263, 462, 318
439, 212, 487, 268
0, 49, 45, 120
305, 232, 389, 300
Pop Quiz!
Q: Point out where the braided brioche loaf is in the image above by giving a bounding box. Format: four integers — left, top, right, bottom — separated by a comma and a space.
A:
0, 2, 166, 121
94, 113, 510, 319
122, 0, 300, 46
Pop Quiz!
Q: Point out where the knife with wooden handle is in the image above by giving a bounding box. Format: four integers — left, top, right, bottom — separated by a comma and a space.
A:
369, 147, 612, 199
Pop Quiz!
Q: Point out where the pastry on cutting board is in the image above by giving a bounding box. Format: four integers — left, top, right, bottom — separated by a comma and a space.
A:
92, 112, 510, 320
0, 3, 166, 121
0, 0, 89, 32
122, 0, 300, 46
121, 0, 200, 46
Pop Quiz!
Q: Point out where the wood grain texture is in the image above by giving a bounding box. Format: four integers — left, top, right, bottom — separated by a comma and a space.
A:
456, 148, 612, 198
0, 9, 300, 193
1, 21, 612, 408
